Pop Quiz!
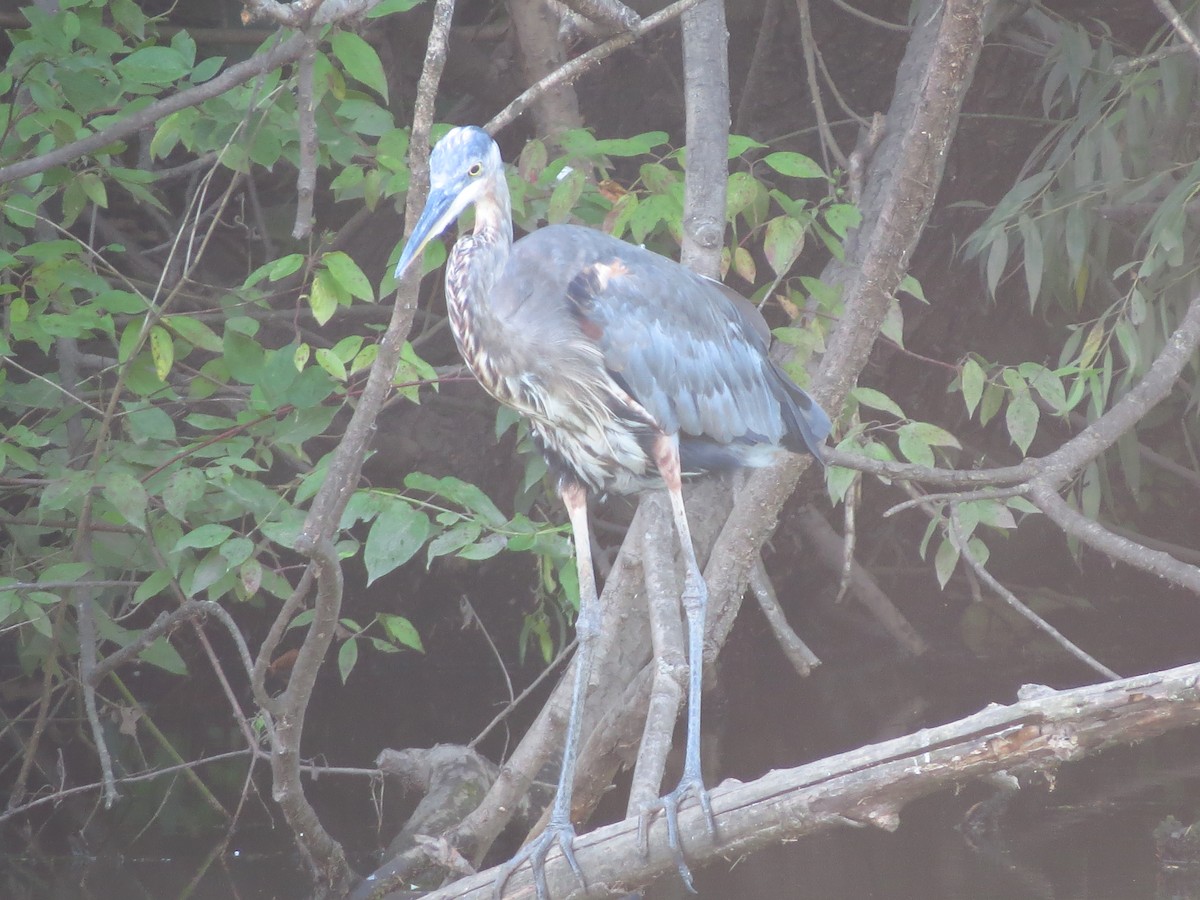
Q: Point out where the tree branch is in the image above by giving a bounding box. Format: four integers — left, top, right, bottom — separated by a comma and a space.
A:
487, 0, 707, 134
421, 660, 1200, 898
0, 31, 307, 186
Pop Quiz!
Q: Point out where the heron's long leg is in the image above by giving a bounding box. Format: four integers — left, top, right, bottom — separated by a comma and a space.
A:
640, 434, 717, 891
494, 479, 596, 900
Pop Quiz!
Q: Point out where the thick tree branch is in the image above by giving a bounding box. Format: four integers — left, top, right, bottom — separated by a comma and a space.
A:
421, 660, 1200, 899
262, 0, 458, 891
678, 0, 730, 276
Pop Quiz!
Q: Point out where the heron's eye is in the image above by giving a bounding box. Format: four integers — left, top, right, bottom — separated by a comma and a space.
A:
467, 162, 483, 177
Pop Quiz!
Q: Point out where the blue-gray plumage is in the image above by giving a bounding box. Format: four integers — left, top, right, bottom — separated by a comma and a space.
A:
395, 126, 830, 899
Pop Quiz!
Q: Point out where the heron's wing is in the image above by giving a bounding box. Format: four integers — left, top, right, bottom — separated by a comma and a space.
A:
564, 241, 815, 450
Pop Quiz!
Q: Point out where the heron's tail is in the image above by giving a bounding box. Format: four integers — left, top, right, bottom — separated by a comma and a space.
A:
770, 363, 832, 466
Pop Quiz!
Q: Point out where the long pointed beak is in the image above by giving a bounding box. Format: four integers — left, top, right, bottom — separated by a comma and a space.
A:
394, 185, 458, 279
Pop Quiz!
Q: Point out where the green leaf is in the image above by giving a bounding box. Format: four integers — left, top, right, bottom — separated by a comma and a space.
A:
404, 472, 506, 527
367, 0, 426, 17
134, 569, 172, 605
732, 246, 756, 283
219, 537, 254, 567
139, 636, 188, 675
880, 300, 904, 348
960, 359, 985, 417
331, 30, 389, 99
103, 472, 148, 530
364, 499, 431, 584
897, 424, 934, 468
979, 381, 1004, 426
426, 521, 482, 564
117, 46, 188, 84
165, 315, 223, 353
315, 348, 347, 382
322, 251, 374, 302
727, 135, 767, 158
457, 532, 507, 560
379, 612, 423, 651
309, 269, 340, 325
905, 421, 961, 449
1026, 364, 1067, 414
823, 204, 862, 239
934, 537, 958, 590
174, 524, 234, 552
337, 637, 359, 683
40, 562, 91, 583
985, 228, 1008, 297
763, 216, 805, 276
762, 151, 825, 179
850, 386, 904, 418
547, 168, 585, 224
1006, 394, 1040, 454
1018, 213, 1043, 308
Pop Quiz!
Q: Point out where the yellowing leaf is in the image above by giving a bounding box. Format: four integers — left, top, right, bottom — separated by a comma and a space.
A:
149, 325, 174, 380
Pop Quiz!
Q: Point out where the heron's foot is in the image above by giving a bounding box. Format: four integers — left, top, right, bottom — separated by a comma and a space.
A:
493, 817, 585, 900
637, 773, 716, 893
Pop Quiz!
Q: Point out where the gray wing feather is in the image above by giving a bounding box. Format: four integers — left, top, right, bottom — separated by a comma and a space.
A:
563, 235, 786, 443
501, 224, 828, 457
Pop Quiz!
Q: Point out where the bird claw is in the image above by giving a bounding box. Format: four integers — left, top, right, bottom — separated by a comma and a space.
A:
493, 818, 585, 900
637, 774, 716, 893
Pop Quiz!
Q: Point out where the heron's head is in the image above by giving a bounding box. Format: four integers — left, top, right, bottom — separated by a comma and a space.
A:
394, 126, 503, 278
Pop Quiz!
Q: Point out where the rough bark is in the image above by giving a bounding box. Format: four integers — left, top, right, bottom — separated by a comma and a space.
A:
421, 660, 1200, 899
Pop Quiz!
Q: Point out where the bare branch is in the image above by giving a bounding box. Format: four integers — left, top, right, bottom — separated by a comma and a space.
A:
487, 0, 707, 134
1030, 483, 1200, 595
679, 0, 730, 276
508, 0, 585, 138
749, 557, 822, 676
946, 504, 1121, 681
292, 36, 319, 239
793, 505, 928, 656
419, 660, 1200, 899
1151, 0, 1200, 66
628, 494, 686, 816
555, 0, 641, 32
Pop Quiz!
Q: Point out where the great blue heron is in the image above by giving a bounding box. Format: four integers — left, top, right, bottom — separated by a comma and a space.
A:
394, 126, 831, 898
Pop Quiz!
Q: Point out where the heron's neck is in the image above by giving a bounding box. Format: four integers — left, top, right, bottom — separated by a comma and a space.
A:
470, 177, 513, 290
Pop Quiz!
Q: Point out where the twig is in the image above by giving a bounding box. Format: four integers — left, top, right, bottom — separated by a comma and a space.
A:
793, 505, 927, 656
883, 484, 1031, 517
945, 504, 1120, 681
734, 0, 781, 134
795, 0, 848, 170
821, 0, 910, 32
834, 471, 858, 602
749, 557, 821, 676
487, 0, 707, 134
1030, 483, 1200, 595
88, 600, 255, 686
